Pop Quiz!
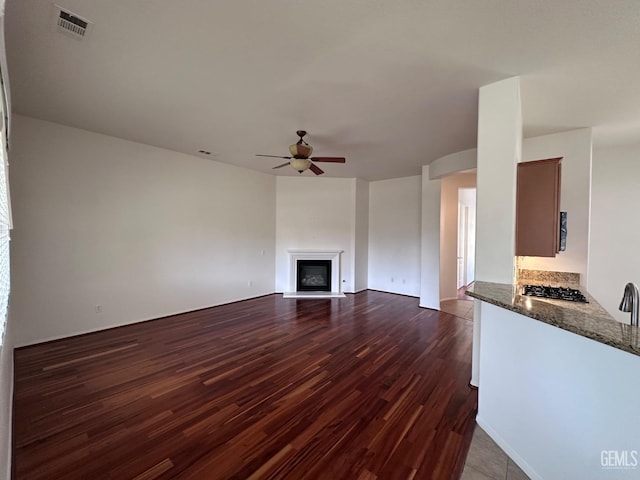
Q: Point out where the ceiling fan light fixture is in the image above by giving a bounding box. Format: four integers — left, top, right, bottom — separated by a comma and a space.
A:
290, 158, 312, 173
289, 143, 313, 158
257, 130, 345, 176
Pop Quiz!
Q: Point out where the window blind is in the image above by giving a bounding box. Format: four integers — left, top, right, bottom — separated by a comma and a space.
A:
0, 65, 9, 346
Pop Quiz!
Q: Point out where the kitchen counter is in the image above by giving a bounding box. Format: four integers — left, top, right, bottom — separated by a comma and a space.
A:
466, 280, 640, 357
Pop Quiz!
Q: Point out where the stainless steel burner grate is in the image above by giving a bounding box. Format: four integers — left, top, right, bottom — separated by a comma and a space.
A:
522, 284, 588, 303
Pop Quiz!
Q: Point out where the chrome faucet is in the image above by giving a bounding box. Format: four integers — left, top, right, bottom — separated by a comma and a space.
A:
619, 282, 639, 326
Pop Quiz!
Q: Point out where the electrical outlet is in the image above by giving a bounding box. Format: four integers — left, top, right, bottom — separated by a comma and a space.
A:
95, 305, 102, 314
248, 280, 253, 287
391, 277, 394, 283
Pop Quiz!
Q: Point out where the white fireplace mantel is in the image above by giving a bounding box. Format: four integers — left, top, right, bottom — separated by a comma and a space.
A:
284, 249, 346, 298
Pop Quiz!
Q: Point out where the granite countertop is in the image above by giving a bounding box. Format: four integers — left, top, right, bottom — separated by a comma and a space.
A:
466, 280, 640, 357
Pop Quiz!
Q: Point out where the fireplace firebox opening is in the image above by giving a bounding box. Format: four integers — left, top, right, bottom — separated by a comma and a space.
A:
296, 260, 332, 292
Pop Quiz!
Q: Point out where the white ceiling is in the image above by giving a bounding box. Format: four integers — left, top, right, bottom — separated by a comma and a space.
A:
4, 0, 640, 180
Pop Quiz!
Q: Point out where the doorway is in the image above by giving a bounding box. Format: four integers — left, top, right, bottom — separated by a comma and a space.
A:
439, 173, 476, 318
457, 188, 476, 291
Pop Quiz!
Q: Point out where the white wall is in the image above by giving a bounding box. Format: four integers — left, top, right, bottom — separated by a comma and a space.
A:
590, 143, 640, 323
368, 176, 422, 296
420, 167, 441, 308
478, 302, 640, 480
10, 115, 276, 345
518, 128, 592, 283
428, 148, 476, 180
475, 77, 521, 284
275, 176, 355, 293
353, 178, 369, 292
430, 128, 593, 287
440, 172, 476, 300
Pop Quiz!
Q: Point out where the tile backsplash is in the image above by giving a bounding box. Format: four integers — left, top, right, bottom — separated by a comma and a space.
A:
517, 268, 580, 285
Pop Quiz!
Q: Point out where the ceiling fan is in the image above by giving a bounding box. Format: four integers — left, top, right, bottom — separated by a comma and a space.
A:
256, 130, 346, 175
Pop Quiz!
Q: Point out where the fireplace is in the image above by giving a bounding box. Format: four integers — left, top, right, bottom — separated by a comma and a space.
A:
284, 249, 346, 298
297, 260, 331, 292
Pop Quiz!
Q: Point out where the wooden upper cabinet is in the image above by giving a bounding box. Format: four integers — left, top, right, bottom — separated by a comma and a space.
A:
515, 157, 562, 257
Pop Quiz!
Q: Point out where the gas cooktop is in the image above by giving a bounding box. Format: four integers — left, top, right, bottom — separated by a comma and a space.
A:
522, 284, 589, 303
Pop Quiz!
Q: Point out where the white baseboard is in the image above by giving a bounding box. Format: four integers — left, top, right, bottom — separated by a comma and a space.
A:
419, 303, 439, 310
282, 292, 346, 299
439, 296, 458, 302
14, 291, 278, 348
475, 416, 543, 480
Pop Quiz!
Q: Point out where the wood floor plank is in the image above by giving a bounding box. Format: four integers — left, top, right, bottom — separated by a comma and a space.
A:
13, 291, 477, 479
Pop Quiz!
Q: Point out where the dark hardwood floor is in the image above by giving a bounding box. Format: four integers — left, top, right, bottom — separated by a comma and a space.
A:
13, 290, 477, 479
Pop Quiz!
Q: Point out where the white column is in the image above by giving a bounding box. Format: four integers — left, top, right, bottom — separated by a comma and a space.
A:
419, 165, 441, 309
475, 76, 522, 284
472, 76, 522, 387
352, 178, 369, 293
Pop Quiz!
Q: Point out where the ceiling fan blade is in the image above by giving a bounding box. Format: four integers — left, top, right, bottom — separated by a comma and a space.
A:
309, 163, 324, 175
310, 157, 346, 163
256, 154, 293, 159
272, 162, 290, 169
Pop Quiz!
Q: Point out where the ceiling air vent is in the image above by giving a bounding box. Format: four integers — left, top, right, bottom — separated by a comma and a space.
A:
54, 5, 92, 39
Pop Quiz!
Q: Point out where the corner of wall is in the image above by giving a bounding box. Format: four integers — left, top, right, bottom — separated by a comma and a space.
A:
353, 178, 370, 292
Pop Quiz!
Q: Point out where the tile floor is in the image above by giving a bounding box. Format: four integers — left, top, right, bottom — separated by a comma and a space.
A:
440, 299, 474, 321
460, 424, 531, 480
440, 290, 530, 480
